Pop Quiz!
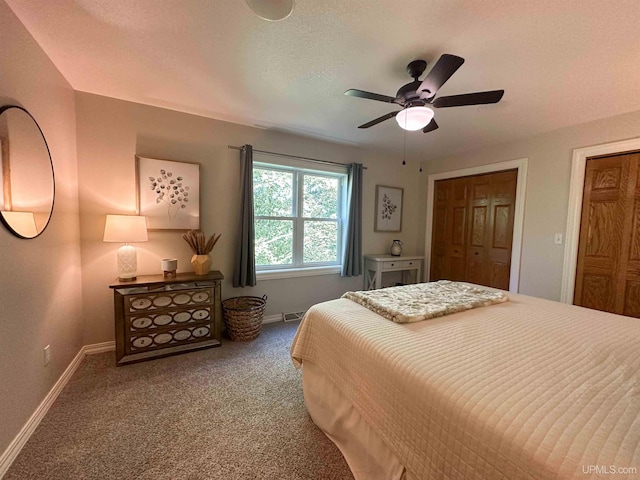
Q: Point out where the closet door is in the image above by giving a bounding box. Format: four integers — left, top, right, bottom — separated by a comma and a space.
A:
430, 169, 517, 290
574, 152, 640, 316
466, 170, 517, 290
430, 177, 469, 282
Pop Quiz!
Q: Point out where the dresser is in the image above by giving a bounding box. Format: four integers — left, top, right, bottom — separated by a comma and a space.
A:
109, 271, 223, 365
363, 254, 424, 290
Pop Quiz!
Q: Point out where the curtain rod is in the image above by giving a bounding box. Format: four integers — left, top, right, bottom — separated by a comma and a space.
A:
227, 145, 367, 169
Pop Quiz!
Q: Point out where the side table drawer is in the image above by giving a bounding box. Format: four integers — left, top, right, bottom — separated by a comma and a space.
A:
127, 324, 212, 354
402, 260, 419, 268
383, 260, 401, 269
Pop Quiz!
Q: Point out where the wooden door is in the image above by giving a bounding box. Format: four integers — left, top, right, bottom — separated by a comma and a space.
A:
466, 170, 517, 290
430, 169, 517, 290
431, 178, 469, 282
574, 152, 640, 317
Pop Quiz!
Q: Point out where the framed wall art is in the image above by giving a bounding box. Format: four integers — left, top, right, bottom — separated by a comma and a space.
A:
374, 185, 403, 232
136, 156, 200, 230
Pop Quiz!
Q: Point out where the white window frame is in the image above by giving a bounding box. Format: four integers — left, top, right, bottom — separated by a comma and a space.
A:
253, 157, 348, 280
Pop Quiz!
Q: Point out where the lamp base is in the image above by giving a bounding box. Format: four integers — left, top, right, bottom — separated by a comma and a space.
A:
117, 244, 138, 282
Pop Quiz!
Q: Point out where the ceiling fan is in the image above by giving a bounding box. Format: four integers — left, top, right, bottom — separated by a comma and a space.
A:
345, 54, 504, 133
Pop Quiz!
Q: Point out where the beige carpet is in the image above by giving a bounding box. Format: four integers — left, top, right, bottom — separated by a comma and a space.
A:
5, 321, 353, 479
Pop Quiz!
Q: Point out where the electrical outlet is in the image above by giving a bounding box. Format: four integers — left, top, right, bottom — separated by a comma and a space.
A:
554, 233, 563, 245
44, 345, 51, 366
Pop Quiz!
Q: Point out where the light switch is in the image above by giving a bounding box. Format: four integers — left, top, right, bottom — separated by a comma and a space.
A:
554, 233, 563, 245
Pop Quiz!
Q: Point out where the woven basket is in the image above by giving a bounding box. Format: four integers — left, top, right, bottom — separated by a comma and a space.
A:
222, 295, 267, 341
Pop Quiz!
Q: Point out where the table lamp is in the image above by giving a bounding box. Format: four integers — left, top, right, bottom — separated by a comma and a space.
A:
103, 214, 148, 281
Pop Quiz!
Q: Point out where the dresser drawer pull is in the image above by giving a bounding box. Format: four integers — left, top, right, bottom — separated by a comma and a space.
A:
132, 336, 152, 348
132, 298, 152, 310
131, 317, 152, 329
193, 326, 209, 337
192, 292, 209, 302
193, 309, 210, 320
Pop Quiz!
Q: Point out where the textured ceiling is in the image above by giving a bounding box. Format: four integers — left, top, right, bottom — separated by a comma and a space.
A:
6, 0, 640, 160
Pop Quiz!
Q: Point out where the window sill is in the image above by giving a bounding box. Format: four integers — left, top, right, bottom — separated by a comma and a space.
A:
256, 265, 341, 280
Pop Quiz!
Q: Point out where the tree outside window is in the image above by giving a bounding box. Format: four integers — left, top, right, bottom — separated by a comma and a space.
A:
253, 162, 346, 270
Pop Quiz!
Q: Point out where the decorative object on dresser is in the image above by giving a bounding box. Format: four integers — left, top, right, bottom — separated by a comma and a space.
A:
222, 295, 267, 341
183, 229, 221, 275
135, 155, 200, 230
390, 239, 403, 256
109, 271, 224, 365
103, 214, 148, 281
374, 185, 403, 232
363, 253, 423, 290
161, 258, 177, 278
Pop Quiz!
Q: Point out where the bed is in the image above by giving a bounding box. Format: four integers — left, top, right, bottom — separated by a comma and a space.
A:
290, 283, 640, 480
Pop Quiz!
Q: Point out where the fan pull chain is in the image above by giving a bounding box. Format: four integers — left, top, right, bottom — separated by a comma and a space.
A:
420, 161, 423, 173
402, 115, 407, 166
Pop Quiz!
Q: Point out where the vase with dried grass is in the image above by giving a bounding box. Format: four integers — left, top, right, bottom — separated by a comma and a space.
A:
182, 229, 221, 275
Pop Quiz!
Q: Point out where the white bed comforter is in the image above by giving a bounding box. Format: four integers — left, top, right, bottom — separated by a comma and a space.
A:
291, 290, 640, 479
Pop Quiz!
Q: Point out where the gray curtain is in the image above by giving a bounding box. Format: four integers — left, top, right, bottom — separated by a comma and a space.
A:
233, 145, 256, 287
341, 162, 363, 277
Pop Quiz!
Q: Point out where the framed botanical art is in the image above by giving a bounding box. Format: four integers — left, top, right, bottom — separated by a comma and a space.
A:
136, 156, 200, 230
374, 185, 403, 232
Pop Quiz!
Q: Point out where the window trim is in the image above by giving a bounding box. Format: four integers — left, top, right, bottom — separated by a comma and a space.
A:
253, 159, 348, 274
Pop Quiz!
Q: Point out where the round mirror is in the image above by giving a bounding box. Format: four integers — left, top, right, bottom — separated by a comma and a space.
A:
0, 105, 55, 238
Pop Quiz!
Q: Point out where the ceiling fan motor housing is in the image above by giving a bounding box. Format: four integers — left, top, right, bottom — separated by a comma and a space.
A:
396, 81, 424, 105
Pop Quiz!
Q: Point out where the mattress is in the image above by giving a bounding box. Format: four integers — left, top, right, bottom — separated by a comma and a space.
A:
290, 289, 640, 479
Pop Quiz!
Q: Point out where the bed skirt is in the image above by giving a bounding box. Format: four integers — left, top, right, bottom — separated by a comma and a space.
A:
302, 360, 411, 480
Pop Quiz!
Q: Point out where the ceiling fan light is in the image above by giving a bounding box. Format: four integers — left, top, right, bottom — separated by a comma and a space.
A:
396, 106, 434, 131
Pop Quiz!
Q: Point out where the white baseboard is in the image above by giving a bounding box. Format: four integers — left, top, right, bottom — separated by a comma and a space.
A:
0, 340, 114, 478
84, 341, 115, 355
262, 314, 284, 324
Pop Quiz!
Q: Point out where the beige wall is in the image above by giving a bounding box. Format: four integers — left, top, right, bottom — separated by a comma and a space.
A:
418, 109, 640, 301
76, 92, 422, 345
0, 0, 83, 457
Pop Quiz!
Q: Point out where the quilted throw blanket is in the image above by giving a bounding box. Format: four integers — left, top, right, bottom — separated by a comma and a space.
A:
341, 280, 508, 323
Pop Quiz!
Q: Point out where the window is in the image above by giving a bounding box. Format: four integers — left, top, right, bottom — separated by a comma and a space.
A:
253, 159, 347, 276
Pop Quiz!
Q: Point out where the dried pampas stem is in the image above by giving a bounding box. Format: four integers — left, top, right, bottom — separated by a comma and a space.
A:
182, 230, 221, 255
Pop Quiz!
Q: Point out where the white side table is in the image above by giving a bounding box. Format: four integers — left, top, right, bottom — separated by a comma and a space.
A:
363, 254, 424, 290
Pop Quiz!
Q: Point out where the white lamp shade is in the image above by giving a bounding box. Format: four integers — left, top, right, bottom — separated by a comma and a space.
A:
1, 211, 38, 238
245, 0, 294, 21
396, 107, 435, 131
103, 215, 148, 243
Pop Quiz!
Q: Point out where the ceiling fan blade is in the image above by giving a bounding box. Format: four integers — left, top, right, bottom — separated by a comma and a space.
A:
422, 118, 439, 133
433, 90, 504, 108
345, 89, 398, 104
358, 111, 399, 129
418, 54, 465, 99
